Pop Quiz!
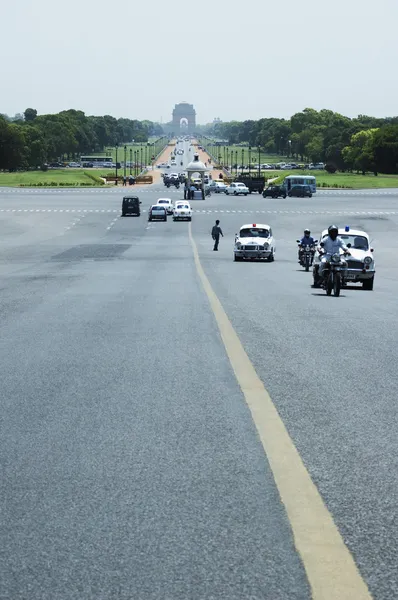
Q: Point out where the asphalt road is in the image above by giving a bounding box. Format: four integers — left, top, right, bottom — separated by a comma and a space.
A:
1, 184, 398, 599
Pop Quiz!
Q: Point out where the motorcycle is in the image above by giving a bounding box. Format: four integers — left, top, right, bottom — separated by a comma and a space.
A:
297, 240, 317, 271
318, 247, 349, 297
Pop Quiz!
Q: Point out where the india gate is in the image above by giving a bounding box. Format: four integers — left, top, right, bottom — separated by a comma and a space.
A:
172, 102, 196, 132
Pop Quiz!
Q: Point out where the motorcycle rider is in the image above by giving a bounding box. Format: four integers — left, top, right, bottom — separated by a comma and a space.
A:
317, 225, 350, 281
298, 229, 315, 262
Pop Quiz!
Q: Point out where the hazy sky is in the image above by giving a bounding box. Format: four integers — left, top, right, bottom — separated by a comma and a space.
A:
2, 0, 397, 123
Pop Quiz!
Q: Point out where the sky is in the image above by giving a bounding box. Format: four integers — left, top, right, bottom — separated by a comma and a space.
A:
2, 0, 397, 124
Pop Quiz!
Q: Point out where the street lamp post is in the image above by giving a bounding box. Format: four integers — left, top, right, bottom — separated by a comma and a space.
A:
115, 143, 118, 185
235, 151, 238, 176
248, 146, 252, 173
124, 145, 127, 179
129, 148, 132, 175
258, 146, 261, 178
288, 139, 292, 158
140, 148, 143, 173
241, 149, 244, 175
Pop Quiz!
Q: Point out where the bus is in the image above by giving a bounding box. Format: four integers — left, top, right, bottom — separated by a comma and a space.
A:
80, 156, 113, 167
283, 175, 316, 194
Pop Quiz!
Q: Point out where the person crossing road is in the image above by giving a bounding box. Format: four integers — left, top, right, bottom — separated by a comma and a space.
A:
211, 220, 223, 251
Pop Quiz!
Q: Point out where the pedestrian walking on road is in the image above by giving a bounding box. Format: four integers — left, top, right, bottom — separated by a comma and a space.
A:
211, 219, 223, 251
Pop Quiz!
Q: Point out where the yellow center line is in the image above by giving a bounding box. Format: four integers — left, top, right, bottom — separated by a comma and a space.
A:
188, 223, 372, 600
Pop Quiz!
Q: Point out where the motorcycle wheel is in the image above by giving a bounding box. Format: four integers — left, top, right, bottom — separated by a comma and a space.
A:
334, 273, 341, 297
305, 255, 310, 272
326, 273, 333, 295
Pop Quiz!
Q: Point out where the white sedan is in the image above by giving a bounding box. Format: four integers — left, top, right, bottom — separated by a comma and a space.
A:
234, 223, 275, 261
313, 227, 375, 290
226, 182, 249, 196
173, 201, 192, 221
156, 198, 173, 215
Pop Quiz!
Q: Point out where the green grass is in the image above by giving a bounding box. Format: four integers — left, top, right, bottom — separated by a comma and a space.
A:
0, 170, 105, 187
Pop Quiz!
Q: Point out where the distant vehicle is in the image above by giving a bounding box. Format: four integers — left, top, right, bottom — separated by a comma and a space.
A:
173, 201, 192, 221
309, 162, 325, 170
283, 175, 316, 194
226, 182, 249, 196
262, 185, 286, 199
156, 198, 173, 215
80, 156, 112, 168
122, 196, 141, 217
288, 185, 312, 198
170, 160, 177, 166
235, 175, 265, 194
209, 181, 227, 193
148, 205, 167, 222
157, 162, 170, 168
68, 162, 81, 168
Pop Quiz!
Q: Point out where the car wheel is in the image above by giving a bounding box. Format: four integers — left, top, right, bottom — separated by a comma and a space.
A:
122, 213, 125, 217
234, 255, 242, 262
362, 277, 374, 290
234, 191, 238, 196
244, 193, 248, 196
309, 194, 313, 198
288, 193, 292, 197
283, 195, 286, 199
267, 252, 274, 262
188, 217, 192, 221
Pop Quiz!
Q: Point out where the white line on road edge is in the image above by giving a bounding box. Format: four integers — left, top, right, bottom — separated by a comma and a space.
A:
188, 223, 372, 600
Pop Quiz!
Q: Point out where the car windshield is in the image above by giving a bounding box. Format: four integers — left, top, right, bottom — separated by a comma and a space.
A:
240, 228, 270, 238
158, 200, 169, 204
176, 204, 189, 209
339, 235, 369, 250
152, 207, 164, 212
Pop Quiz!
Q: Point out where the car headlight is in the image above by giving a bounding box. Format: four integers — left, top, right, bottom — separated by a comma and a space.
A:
331, 253, 341, 263
263, 243, 269, 250
364, 256, 372, 265
236, 242, 241, 249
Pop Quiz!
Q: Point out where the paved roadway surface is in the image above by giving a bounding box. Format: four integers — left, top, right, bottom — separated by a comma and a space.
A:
1, 178, 398, 600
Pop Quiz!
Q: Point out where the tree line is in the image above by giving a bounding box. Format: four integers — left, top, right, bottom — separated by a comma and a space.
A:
205, 108, 398, 174
0, 109, 164, 171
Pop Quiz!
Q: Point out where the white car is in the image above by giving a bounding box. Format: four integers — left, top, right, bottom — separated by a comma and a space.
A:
157, 162, 170, 169
156, 198, 173, 215
234, 223, 275, 262
173, 201, 192, 221
170, 161, 177, 166
313, 227, 375, 290
226, 182, 249, 196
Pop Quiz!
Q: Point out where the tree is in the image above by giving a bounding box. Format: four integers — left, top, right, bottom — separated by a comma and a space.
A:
372, 125, 398, 174
24, 108, 37, 122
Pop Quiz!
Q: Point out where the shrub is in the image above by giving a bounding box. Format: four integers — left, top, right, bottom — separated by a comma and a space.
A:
325, 163, 337, 174
84, 171, 105, 185
40, 164, 49, 172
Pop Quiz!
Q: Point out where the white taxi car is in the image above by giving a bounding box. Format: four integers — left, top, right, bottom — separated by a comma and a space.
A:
226, 182, 249, 196
234, 223, 275, 261
313, 226, 375, 290
156, 198, 173, 215
173, 201, 192, 221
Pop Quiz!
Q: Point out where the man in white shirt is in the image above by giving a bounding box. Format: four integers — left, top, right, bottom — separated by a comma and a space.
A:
318, 225, 350, 280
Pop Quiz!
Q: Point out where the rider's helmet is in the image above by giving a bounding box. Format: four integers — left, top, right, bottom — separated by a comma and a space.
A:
328, 225, 338, 240
304, 229, 311, 236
